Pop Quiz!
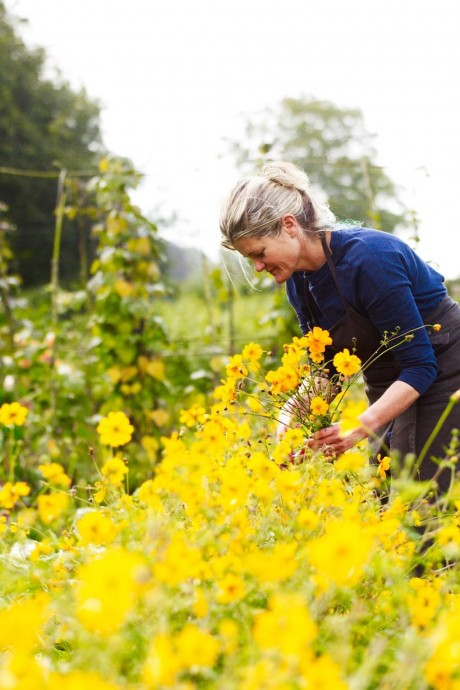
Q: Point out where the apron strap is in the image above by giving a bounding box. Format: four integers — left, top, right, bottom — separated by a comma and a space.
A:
303, 232, 349, 327
320, 234, 349, 313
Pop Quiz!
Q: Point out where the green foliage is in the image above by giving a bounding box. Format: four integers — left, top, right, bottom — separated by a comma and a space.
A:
0, 158, 194, 485
232, 95, 407, 232
0, 1, 104, 285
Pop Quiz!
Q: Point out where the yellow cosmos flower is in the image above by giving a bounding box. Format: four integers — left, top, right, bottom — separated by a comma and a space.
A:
37, 493, 69, 524
0, 401, 29, 426
216, 573, 246, 604
335, 451, 367, 473
304, 327, 333, 355
175, 624, 220, 670
179, 403, 207, 428
265, 365, 300, 393
0, 593, 52, 653
407, 578, 441, 629
47, 670, 122, 690
309, 396, 330, 416
0, 481, 31, 509
76, 511, 118, 546
38, 462, 72, 488
75, 547, 145, 635
142, 633, 181, 687
308, 517, 373, 586
97, 411, 134, 447
333, 348, 362, 377
299, 653, 349, 690
253, 593, 317, 656
377, 454, 391, 479
226, 353, 248, 380
242, 342, 263, 362
141, 435, 160, 461
101, 455, 128, 487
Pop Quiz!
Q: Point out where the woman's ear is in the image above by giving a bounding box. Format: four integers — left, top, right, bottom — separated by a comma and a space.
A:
281, 214, 299, 237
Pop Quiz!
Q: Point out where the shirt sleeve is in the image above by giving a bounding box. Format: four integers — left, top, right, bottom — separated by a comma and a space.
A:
351, 252, 438, 395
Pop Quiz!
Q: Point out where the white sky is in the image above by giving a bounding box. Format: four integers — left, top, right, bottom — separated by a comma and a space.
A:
5, 0, 460, 278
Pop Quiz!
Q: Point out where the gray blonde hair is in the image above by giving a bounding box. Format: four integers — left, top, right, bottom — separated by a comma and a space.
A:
220, 161, 336, 249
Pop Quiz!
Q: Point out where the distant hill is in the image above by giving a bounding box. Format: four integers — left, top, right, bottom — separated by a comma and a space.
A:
161, 239, 210, 283
160, 239, 260, 288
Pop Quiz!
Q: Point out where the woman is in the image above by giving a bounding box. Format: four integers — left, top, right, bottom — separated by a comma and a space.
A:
220, 160, 460, 491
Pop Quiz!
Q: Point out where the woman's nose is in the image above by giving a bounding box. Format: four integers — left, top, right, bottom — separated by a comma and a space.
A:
253, 259, 265, 272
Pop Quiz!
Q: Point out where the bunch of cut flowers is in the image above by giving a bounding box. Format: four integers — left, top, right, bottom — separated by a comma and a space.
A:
219, 323, 442, 442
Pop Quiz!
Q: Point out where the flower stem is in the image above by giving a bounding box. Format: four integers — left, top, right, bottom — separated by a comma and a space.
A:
413, 396, 458, 475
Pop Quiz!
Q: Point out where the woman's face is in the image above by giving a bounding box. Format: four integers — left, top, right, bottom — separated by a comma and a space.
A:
234, 225, 303, 284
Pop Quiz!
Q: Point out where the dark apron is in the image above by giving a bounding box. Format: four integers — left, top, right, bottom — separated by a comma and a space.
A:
303, 236, 460, 491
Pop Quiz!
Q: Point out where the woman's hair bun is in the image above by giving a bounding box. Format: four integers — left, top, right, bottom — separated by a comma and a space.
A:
260, 160, 310, 193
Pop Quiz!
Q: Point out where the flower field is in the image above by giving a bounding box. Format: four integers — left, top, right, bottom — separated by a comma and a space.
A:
2, 160, 460, 689
2, 341, 460, 690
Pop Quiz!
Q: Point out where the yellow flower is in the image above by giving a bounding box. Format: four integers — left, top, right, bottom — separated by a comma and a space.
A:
339, 398, 367, 432
93, 481, 107, 504
297, 507, 320, 530
304, 327, 333, 355
37, 493, 69, 524
0, 593, 52, 653
0, 481, 30, 509
179, 403, 207, 428
333, 348, 362, 377
76, 511, 118, 546
38, 462, 72, 488
0, 401, 29, 426
265, 365, 300, 393
253, 593, 317, 657
335, 451, 367, 473
193, 588, 209, 618
226, 353, 248, 380
101, 455, 128, 487
216, 573, 246, 604
433, 323, 442, 332
299, 653, 349, 690
75, 547, 145, 635
97, 411, 134, 447
175, 624, 220, 670
407, 578, 441, 629
309, 349, 325, 363
309, 396, 330, 416
308, 517, 373, 586
142, 633, 181, 687
137, 479, 161, 508
47, 670, 122, 690
242, 342, 263, 362
141, 435, 160, 461
377, 453, 391, 479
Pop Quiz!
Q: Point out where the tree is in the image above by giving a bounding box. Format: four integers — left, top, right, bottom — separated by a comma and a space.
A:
231, 95, 407, 232
0, 1, 104, 284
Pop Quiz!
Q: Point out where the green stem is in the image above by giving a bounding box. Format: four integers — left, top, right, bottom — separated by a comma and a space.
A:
413, 397, 458, 474
50, 169, 67, 418
8, 426, 16, 482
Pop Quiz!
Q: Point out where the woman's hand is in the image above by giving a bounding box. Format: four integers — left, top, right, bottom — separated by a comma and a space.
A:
309, 423, 366, 456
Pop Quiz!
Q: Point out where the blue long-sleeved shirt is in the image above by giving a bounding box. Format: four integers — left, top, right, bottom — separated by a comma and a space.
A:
286, 227, 447, 395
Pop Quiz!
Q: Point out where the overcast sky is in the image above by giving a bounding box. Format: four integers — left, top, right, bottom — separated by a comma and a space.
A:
5, 0, 460, 278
